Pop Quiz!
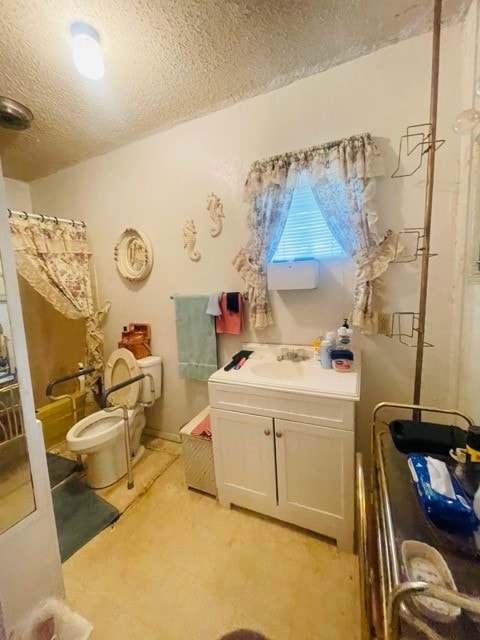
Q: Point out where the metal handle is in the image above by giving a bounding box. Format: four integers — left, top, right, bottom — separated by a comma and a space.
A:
100, 373, 145, 409
264, 428, 271, 436
356, 453, 371, 640
46, 366, 96, 397
275, 431, 282, 438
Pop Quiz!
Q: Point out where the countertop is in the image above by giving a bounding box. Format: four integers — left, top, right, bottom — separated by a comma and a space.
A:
209, 343, 361, 401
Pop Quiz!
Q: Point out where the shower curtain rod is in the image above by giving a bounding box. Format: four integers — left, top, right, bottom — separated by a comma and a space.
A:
7, 208, 86, 228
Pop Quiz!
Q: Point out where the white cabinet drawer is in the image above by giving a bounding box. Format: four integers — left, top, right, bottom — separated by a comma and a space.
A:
208, 381, 354, 431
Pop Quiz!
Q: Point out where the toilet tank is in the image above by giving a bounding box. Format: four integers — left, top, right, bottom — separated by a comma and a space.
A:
137, 355, 162, 403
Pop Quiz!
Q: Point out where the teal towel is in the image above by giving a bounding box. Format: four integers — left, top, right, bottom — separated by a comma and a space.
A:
175, 295, 218, 381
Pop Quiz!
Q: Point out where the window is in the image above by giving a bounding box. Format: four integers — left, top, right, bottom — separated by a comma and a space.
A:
271, 180, 345, 263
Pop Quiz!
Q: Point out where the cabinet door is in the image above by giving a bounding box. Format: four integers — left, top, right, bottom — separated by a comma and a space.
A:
274, 418, 354, 551
211, 409, 276, 516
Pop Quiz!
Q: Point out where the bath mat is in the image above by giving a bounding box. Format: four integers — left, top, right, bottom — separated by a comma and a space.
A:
46, 452, 79, 488
52, 477, 119, 562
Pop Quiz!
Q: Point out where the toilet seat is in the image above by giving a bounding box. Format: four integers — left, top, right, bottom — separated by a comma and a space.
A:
105, 348, 141, 408
67, 407, 135, 452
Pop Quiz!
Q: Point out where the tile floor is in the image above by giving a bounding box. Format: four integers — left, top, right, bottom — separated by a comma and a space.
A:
64, 452, 360, 640
50, 436, 180, 514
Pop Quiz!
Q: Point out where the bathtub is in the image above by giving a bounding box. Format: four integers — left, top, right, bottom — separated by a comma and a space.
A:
36, 391, 88, 449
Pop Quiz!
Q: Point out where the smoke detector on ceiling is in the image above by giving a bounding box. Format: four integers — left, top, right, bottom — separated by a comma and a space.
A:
0, 97, 34, 130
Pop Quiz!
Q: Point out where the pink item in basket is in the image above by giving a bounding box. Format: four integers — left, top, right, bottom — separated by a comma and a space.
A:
191, 414, 211, 438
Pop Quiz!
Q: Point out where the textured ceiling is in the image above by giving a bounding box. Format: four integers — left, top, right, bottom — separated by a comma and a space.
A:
0, 0, 471, 182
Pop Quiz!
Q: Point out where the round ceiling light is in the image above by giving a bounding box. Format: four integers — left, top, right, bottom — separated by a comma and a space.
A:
70, 21, 105, 80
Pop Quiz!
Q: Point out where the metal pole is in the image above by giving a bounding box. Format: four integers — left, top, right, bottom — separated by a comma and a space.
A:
413, 0, 442, 405
121, 405, 134, 490
7, 208, 86, 228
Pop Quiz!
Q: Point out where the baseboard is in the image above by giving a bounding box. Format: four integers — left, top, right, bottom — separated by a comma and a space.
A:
144, 427, 181, 443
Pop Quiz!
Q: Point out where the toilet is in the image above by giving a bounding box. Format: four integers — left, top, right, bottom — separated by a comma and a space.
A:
66, 348, 162, 488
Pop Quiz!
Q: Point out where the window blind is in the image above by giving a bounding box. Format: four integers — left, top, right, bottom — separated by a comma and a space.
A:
271, 183, 345, 262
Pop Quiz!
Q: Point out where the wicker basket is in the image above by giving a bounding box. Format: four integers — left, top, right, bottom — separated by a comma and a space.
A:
117, 339, 151, 359
118, 322, 152, 360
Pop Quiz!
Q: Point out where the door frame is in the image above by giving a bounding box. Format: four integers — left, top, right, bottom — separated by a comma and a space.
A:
0, 167, 63, 629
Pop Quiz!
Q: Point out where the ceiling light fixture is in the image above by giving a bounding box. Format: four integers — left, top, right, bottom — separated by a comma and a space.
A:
70, 21, 105, 80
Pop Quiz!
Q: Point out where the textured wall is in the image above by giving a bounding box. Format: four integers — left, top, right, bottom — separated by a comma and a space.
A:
455, 0, 480, 424
0, 179, 31, 375
0, 0, 470, 181
30, 28, 464, 465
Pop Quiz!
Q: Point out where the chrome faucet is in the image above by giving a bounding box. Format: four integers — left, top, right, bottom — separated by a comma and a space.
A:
277, 348, 308, 362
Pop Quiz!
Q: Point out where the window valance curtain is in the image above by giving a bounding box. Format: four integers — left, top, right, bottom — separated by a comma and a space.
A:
233, 133, 400, 333
9, 218, 110, 382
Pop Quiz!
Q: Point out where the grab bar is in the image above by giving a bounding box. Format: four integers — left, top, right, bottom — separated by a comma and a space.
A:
100, 374, 148, 490
100, 374, 145, 409
45, 367, 96, 397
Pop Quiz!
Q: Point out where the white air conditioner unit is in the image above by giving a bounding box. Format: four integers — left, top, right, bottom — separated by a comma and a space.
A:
267, 260, 319, 290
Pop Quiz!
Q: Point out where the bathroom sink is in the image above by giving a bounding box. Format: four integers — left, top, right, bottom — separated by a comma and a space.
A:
250, 360, 305, 380
209, 342, 361, 401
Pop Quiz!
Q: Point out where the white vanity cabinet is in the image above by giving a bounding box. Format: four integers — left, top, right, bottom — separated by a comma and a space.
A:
209, 345, 359, 553
274, 418, 354, 550
211, 407, 354, 550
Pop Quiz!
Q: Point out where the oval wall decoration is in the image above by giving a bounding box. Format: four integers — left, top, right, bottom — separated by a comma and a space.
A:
114, 228, 153, 281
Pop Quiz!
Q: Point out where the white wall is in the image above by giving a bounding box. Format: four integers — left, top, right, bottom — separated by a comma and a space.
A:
456, 0, 480, 424
30, 26, 465, 458
0, 179, 32, 374
4, 178, 32, 212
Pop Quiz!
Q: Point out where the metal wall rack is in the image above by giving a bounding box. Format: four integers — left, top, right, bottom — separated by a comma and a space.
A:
385, 1, 443, 397
387, 313, 434, 348
390, 228, 438, 264
358, 7, 480, 640
391, 123, 445, 179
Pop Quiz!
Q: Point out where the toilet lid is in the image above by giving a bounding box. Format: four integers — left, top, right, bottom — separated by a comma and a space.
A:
104, 348, 141, 408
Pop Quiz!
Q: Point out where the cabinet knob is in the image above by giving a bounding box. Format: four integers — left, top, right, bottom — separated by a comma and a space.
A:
264, 428, 271, 436
275, 431, 283, 438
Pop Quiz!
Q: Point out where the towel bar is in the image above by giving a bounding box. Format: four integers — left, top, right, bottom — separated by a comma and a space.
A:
170, 291, 248, 300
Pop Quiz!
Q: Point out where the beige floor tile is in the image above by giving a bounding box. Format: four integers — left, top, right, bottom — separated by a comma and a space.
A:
143, 435, 182, 456
96, 447, 178, 512
63, 456, 360, 640
48, 441, 77, 460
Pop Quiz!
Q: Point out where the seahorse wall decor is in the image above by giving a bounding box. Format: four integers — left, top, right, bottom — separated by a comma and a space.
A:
207, 192, 225, 237
183, 219, 201, 261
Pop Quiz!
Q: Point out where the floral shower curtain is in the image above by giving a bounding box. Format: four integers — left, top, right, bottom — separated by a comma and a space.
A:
9, 217, 110, 381
233, 133, 400, 333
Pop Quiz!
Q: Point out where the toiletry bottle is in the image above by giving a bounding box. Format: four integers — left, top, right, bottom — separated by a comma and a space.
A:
465, 426, 480, 493
313, 338, 322, 366
78, 362, 86, 393
337, 327, 353, 351
466, 425, 480, 465
325, 331, 337, 348
320, 337, 333, 369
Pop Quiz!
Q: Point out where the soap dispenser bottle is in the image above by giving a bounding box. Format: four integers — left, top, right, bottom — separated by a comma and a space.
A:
337, 319, 353, 352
